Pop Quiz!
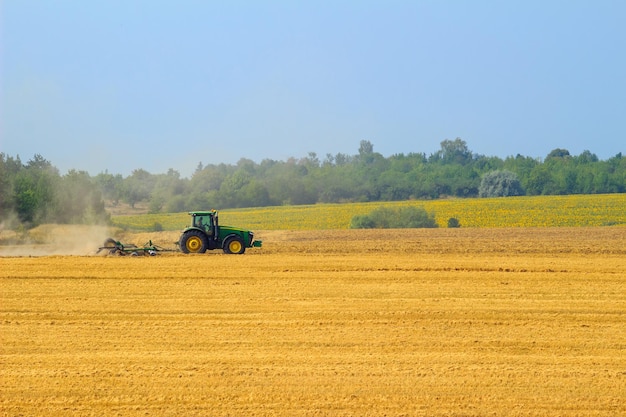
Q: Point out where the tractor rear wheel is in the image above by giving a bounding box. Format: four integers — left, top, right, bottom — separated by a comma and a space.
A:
179, 230, 208, 254
223, 236, 245, 254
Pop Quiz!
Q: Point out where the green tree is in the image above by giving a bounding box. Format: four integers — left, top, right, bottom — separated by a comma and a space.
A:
358, 140, 375, 164
546, 148, 571, 160
122, 169, 155, 208
575, 150, 598, 164
316, 163, 360, 203
525, 165, 552, 195
13, 174, 39, 223
93, 171, 124, 204
431, 138, 473, 165
149, 169, 187, 213
12, 155, 58, 225
0, 154, 22, 217
239, 179, 271, 207
503, 154, 539, 191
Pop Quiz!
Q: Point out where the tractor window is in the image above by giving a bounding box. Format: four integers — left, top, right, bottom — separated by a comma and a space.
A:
195, 216, 205, 230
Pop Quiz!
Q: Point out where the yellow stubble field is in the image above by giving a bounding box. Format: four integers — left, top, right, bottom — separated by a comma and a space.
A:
1, 227, 625, 416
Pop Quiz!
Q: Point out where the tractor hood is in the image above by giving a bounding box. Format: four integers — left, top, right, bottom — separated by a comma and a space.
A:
219, 225, 247, 234
219, 225, 262, 248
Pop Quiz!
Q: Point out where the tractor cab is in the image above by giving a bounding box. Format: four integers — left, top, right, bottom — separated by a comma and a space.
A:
193, 212, 216, 236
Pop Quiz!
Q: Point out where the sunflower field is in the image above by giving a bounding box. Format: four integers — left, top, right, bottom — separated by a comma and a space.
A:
111, 193, 626, 231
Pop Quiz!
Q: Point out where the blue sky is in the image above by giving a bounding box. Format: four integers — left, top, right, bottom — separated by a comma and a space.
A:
2, 0, 625, 177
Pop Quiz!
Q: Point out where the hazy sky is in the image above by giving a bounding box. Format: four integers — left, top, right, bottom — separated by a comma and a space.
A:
2, 0, 625, 177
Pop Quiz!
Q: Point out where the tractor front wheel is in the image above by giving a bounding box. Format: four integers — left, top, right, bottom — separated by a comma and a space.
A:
179, 230, 208, 254
223, 236, 245, 254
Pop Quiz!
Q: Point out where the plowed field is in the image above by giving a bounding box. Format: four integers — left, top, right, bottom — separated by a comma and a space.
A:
2, 228, 625, 416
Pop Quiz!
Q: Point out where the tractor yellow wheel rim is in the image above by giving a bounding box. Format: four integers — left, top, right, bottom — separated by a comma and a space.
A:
229, 240, 242, 253
186, 236, 202, 252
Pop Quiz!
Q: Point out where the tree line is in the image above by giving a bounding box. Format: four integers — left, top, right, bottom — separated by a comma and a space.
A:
0, 154, 110, 228
1, 139, 624, 229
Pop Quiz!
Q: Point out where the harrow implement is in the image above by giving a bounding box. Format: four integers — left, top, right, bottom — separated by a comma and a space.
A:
97, 238, 178, 256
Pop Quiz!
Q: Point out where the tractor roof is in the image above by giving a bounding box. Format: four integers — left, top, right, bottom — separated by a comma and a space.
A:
189, 210, 217, 216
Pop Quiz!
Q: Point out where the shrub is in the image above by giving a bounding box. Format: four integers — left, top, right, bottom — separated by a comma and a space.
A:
447, 217, 461, 228
350, 206, 437, 229
350, 214, 377, 229
479, 170, 524, 197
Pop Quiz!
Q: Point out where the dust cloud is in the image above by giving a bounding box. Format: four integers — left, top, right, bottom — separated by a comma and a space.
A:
0, 224, 114, 257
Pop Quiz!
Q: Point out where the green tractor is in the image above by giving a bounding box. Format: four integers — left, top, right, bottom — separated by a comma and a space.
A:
178, 210, 262, 254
